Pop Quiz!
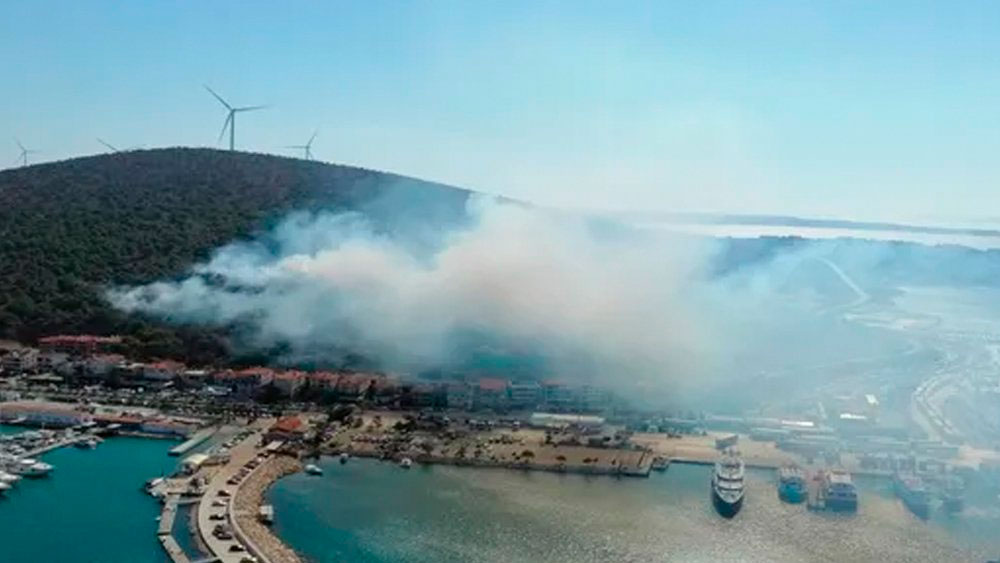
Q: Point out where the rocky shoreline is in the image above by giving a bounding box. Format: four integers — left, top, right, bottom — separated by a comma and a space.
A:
233, 455, 303, 563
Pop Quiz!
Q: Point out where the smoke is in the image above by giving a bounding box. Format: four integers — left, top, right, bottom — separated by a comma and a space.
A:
108, 195, 722, 397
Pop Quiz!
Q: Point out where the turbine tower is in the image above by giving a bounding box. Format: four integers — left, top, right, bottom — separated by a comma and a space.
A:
204, 85, 267, 151
14, 139, 37, 167
286, 131, 318, 160
97, 138, 120, 153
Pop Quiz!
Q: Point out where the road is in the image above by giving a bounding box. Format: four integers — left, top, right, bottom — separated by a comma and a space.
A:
196, 419, 272, 563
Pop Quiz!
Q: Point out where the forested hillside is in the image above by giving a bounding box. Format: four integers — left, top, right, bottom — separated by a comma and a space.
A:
0, 148, 468, 364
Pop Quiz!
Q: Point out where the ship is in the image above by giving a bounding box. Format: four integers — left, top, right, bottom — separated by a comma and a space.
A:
823, 469, 858, 512
777, 464, 806, 503
711, 451, 745, 518
893, 473, 931, 519
940, 476, 964, 513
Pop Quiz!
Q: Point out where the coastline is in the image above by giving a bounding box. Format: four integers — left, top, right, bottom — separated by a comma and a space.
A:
233, 454, 304, 563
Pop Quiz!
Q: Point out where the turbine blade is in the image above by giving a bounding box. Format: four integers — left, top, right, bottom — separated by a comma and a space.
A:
204, 85, 232, 110
97, 138, 119, 152
307, 130, 318, 146
217, 112, 233, 144
234, 105, 268, 112
15, 138, 25, 151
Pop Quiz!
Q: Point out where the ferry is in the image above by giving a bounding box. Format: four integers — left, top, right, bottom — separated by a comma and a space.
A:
893, 473, 931, 519
711, 451, 745, 518
823, 469, 858, 512
777, 464, 806, 503
941, 477, 964, 513
305, 464, 323, 476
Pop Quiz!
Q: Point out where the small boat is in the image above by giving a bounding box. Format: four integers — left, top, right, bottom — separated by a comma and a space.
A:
399, 457, 413, 469
651, 456, 670, 472
304, 464, 323, 476
0, 482, 10, 494
893, 473, 931, 519
0, 471, 21, 484
339, 453, 349, 465
14, 459, 54, 478
778, 464, 807, 503
941, 476, 964, 513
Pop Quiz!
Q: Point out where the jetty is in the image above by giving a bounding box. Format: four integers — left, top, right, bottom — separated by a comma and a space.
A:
806, 471, 826, 510
170, 426, 217, 456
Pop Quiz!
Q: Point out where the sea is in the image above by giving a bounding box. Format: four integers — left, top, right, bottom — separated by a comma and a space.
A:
3, 425, 1000, 563
269, 457, 1000, 563
0, 425, 175, 563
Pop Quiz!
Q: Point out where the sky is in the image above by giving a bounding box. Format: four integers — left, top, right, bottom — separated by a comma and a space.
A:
2, 1, 999, 223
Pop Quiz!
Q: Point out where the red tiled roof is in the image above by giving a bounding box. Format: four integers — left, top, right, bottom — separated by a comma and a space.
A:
271, 416, 303, 433
274, 370, 306, 381
478, 378, 509, 392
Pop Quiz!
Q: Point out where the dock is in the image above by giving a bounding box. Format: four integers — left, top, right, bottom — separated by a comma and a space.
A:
159, 535, 192, 563
158, 495, 179, 536
169, 427, 216, 457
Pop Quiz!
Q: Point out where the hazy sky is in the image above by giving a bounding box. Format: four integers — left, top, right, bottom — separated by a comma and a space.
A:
2, 1, 999, 222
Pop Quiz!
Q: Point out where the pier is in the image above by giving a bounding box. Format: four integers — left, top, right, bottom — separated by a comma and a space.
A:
170, 427, 217, 456
806, 472, 826, 510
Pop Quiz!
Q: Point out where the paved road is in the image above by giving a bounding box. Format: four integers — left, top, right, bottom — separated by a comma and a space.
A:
197, 419, 272, 563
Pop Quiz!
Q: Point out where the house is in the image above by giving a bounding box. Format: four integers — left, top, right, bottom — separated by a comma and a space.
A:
475, 378, 509, 410
265, 416, 306, 442
507, 382, 542, 410
142, 360, 185, 382
272, 370, 306, 397
38, 334, 122, 355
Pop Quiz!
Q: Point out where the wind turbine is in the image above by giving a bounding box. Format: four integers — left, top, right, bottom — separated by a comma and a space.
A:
14, 139, 37, 167
97, 138, 120, 153
204, 85, 268, 151
286, 131, 318, 160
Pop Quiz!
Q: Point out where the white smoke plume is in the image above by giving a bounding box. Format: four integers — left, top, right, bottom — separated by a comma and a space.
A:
108, 196, 721, 398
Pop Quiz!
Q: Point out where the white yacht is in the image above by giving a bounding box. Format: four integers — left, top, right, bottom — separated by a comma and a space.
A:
14, 458, 53, 477
0, 482, 10, 494
711, 451, 745, 518
0, 470, 21, 484
304, 464, 323, 476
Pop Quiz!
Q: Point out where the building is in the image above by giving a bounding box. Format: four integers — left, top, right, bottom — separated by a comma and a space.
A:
528, 412, 605, 430
475, 378, 509, 410
507, 382, 542, 410
541, 380, 576, 410
445, 381, 472, 410
578, 385, 611, 412
85, 354, 126, 378
38, 334, 122, 355
265, 416, 306, 442
213, 367, 275, 397
142, 360, 185, 382
335, 374, 374, 402
305, 371, 341, 394
0, 401, 94, 427
272, 370, 306, 397
0, 348, 39, 374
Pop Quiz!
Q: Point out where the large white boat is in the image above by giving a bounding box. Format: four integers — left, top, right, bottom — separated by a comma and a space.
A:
0, 470, 21, 484
711, 451, 745, 518
13, 458, 54, 477
0, 482, 10, 494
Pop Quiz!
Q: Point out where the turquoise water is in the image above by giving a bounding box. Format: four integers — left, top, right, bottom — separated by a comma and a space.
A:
0, 429, 176, 563
270, 458, 999, 563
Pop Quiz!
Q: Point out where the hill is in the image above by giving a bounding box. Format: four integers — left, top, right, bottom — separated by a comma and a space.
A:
0, 148, 470, 365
